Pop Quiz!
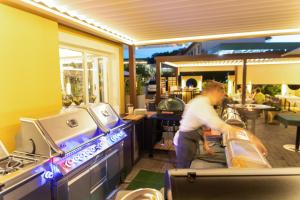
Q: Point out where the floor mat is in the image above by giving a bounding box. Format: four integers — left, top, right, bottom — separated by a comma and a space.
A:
126, 170, 165, 190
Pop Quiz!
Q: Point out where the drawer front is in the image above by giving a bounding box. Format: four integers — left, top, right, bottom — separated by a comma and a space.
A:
68, 170, 91, 200
107, 149, 121, 180
90, 158, 107, 188
90, 180, 107, 200
1, 172, 50, 200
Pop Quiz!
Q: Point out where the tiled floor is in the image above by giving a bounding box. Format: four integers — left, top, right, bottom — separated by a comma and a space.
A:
120, 116, 300, 190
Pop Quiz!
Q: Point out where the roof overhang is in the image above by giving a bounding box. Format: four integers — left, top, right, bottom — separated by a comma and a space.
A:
156, 52, 300, 67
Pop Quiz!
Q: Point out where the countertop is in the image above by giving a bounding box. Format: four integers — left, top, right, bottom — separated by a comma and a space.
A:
122, 111, 157, 121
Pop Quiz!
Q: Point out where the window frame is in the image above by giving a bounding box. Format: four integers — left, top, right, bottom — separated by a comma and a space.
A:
59, 45, 109, 105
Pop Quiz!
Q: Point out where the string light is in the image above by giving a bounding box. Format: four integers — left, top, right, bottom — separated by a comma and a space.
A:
21, 0, 135, 44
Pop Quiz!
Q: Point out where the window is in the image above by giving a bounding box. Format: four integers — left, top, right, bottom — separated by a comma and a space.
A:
59, 47, 107, 106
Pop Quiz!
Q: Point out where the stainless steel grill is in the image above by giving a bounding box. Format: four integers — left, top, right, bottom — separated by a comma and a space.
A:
15, 106, 128, 200
85, 103, 134, 184
222, 107, 246, 128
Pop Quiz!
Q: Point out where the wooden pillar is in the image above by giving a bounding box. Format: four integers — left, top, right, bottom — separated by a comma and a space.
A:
175, 67, 179, 86
129, 45, 137, 107
241, 59, 247, 105
155, 61, 161, 104
234, 65, 238, 93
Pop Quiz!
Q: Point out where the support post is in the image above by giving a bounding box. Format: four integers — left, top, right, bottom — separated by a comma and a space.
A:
175, 67, 179, 86
234, 65, 238, 93
242, 59, 247, 105
155, 61, 161, 104
129, 45, 137, 108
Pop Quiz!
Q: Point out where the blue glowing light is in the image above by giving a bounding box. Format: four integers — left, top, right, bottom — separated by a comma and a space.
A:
44, 171, 54, 180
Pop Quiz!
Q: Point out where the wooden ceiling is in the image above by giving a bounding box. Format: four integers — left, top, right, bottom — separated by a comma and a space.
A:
8, 0, 300, 45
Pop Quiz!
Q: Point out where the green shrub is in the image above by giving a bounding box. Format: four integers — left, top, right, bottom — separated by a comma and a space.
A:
261, 85, 281, 96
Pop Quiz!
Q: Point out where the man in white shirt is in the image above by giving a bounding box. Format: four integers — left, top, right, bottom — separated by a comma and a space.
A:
175, 80, 233, 168
175, 81, 268, 168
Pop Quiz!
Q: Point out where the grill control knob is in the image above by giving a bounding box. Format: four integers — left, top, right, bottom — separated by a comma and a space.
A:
86, 149, 93, 155
65, 159, 74, 168
118, 133, 123, 137
73, 156, 80, 163
89, 146, 96, 152
79, 152, 86, 160
111, 135, 117, 142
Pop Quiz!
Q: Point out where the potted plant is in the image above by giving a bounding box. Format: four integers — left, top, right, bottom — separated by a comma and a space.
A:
136, 76, 146, 108
261, 85, 281, 97
73, 96, 83, 105
62, 94, 73, 108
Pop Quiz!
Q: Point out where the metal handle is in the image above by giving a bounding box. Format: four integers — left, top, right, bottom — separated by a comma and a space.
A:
64, 134, 106, 155
90, 178, 107, 194
66, 119, 78, 128
90, 158, 106, 170
101, 110, 110, 117
68, 169, 90, 186
0, 171, 44, 196
106, 148, 119, 159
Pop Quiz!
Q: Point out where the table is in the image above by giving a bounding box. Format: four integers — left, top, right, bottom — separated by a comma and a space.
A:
276, 113, 300, 152
227, 104, 274, 134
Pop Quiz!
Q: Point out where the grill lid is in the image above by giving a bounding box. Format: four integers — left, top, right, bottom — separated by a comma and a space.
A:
37, 109, 100, 152
87, 103, 121, 130
157, 97, 185, 113
225, 140, 271, 168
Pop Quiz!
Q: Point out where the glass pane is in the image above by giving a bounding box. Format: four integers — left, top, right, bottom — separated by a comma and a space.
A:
86, 53, 105, 103
59, 48, 84, 106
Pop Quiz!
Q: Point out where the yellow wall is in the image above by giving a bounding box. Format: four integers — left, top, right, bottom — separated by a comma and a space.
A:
0, 4, 62, 152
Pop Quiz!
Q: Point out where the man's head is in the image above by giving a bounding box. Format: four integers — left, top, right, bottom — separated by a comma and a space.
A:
202, 80, 225, 105
256, 88, 261, 93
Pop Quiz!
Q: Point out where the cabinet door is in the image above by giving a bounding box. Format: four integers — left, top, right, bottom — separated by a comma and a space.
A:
90, 158, 107, 188
107, 149, 120, 180
90, 181, 107, 200
68, 170, 91, 200
123, 128, 133, 174
106, 148, 121, 194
